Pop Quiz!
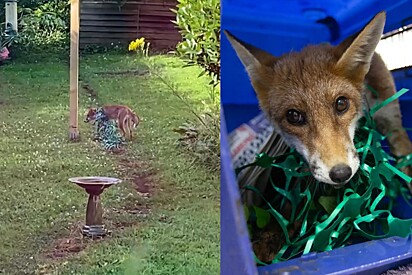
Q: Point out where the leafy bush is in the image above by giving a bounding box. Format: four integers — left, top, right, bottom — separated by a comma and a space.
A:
0, 0, 69, 56
4, 0, 130, 56
13, 0, 70, 53
172, 0, 220, 86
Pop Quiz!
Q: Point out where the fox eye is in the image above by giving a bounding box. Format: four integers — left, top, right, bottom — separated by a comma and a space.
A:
335, 96, 349, 114
286, 109, 306, 125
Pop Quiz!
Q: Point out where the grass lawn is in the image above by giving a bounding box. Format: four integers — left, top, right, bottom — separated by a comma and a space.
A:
0, 52, 220, 274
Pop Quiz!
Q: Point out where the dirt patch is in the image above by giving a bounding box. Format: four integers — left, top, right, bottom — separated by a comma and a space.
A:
44, 223, 88, 260
48, 237, 85, 258
94, 69, 149, 77
133, 172, 153, 196
118, 158, 158, 197
108, 147, 126, 155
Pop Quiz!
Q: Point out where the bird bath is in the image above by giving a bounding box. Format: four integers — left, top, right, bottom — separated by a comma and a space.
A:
69, 176, 121, 238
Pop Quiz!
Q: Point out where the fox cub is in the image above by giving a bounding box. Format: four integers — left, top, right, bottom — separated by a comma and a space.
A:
84, 105, 140, 141
225, 11, 412, 188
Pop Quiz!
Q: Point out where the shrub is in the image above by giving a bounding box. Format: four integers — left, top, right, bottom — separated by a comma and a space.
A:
172, 0, 220, 86
13, 0, 70, 53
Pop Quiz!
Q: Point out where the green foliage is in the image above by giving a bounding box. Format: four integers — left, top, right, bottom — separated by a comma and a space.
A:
80, 43, 128, 56
1, 22, 16, 48
172, 0, 220, 86
3, 0, 70, 54
173, 108, 220, 171
5, 0, 131, 56
157, 72, 220, 171
145, 57, 220, 171
318, 195, 337, 214
253, 206, 271, 229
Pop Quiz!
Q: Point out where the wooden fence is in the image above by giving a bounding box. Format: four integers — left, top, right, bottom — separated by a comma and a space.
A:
80, 0, 181, 51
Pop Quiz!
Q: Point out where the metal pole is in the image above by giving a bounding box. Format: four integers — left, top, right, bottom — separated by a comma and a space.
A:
5, 0, 18, 34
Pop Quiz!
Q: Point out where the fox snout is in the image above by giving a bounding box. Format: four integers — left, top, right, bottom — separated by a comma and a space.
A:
311, 160, 359, 188
280, 115, 361, 187
281, 127, 360, 187
329, 164, 352, 184
84, 108, 97, 123
305, 139, 360, 187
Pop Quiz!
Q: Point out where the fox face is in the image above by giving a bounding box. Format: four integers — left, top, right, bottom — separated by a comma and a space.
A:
225, 12, 386, 187
84, 108, 97, 123
267, 56, 363, 186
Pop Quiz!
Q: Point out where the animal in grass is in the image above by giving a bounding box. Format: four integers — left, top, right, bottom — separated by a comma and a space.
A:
84, 105, 140, 141
225, 11, 412, 188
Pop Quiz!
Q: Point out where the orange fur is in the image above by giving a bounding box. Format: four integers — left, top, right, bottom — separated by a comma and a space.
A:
84, 105, 140, 141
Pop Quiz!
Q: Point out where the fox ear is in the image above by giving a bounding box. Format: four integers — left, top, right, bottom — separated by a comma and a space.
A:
224, 30, 277, 109
335, 11, 386, 82
224, 30, 277, 68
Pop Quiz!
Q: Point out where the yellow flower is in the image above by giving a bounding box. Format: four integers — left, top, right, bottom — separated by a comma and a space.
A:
128, 40, 138, 52
128, 37, 146, 52
135, 37, 145, 49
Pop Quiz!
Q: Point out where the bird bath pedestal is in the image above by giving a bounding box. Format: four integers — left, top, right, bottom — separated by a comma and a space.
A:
69, 176, 121, 238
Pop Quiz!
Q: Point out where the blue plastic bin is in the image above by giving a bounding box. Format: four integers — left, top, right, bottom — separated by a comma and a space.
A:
221, 1, 412, 274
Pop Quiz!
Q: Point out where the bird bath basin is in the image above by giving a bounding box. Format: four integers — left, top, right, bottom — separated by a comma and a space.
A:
69, 176, 121, 238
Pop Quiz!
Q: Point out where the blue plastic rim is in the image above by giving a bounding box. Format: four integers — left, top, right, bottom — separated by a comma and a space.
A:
221, 1, 412, 274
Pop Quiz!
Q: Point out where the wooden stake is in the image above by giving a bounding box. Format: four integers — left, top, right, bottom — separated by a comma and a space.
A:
69, 0, 80, 141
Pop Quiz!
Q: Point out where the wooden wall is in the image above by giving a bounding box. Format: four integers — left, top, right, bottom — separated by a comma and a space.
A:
80, 0, 181, 51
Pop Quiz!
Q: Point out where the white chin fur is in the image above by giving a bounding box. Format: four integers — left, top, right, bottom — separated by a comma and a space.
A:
310, 155, 339, 185
310, 147, 359, 185
346, 144, 360, 181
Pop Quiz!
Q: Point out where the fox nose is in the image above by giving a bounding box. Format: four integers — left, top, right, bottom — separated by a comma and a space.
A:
329, 164, 352, 183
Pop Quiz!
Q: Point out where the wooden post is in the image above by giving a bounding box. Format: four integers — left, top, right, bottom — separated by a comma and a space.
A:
69, 0, 80, 141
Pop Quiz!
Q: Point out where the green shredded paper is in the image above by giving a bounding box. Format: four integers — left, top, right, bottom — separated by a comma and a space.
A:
94, 107, 125, 150
236, 88, 412, 264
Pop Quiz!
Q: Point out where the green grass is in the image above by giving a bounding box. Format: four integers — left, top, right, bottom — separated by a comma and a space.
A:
0, 52, 220, 274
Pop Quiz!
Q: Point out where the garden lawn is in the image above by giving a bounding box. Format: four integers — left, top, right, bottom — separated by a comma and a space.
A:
0, 53, 220, 274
